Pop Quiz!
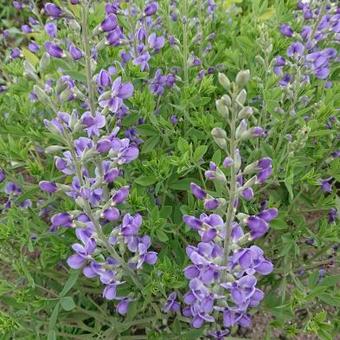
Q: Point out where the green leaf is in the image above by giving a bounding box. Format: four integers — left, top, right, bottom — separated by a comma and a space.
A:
135, 175, 158, 186
48, 303, 60, 339
318, 294, 340, 307
141, 136, 160, 154
270, 218, 288, 230
177, 137, 189, 154
212, 149, 222, 164
22, 47, 40, 66
319, 275, 340, 287
60, 270, 80, 297
169, 178, 196, 191
193, 145, 208, 162
156, 230, 169, 242
60, 296, 76, 311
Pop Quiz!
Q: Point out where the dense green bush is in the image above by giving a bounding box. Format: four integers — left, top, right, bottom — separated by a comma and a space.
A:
0, 0, 338, 339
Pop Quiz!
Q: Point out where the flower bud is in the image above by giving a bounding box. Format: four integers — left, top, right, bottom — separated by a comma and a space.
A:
144, 2, 158, 16
211, 127, 227, 139
112, 186, 129, 205
33, 85, 51, 104
45, 145, 64, 153
45, 42, 64, 58
68, 44, 83, 60
242, 176, 257, 188
39, 52, 50, 72
238, 106, 253, 119
44, 3, 63, 18
222, 157, 233, 168
102, 207, 120, 221
204, 198, 220, 210
39, 181, 57, 193
68, 19, 81, 32
190, 183, 207, 200
236, 89, 247, 105
211, 128, 228, 150
221, 94, 232, 107
234, 149, 242, 171
218, 73, 230, 90
97, 69, 112, 88
236, 119, 248, 139
23, 61, 38, 81
240, 187, 254, 201
100, 14, 118, 32
216, 100, 229, 118
235, 70, 250, 88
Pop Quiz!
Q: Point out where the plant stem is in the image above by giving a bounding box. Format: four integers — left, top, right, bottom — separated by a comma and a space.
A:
223, 90, 238, 266
182, 0, 189, 85
81, 2, 96, 115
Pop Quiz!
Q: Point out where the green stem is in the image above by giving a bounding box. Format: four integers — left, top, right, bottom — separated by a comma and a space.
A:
182, 0, 189, 85
223, 90, 238, 266
81, 2, 96, 115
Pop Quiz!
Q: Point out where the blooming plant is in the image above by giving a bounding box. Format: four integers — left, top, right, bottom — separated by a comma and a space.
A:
0, 0, 338, 339
180, 71, 276, 333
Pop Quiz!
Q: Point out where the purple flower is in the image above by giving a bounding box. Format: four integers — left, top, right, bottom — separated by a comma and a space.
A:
279, 73, 293, 87
223, 309, 251, 328
45, 42, 64, 58
287, 42, 304, 58
5, 182, 22, 195
163, 292, 180, 313
21, 24, 32, 34
223, 157, 234, 168
44, 3, 63, 18
232, 246, 273, 275
116, 298, 131, 315
257, 208, 278, 222
183, 213, 223, 242
69, 44, 83, 60
98, 77, 134, 113
67, 238, 96, 269
204, 198, 220, 210
133, 51, 151, 71
320, 177, 332, 193
328, 208, 337, 223
228, 274, 257, 305
190, 183, 206, 200
101, 14, 118, 32
13, 1, 23, 10
241, 187, 254, 201
39, 181, 57, 193
102, 207, 120, 221
110, 138, 139, 164
148, 33, 165, 51
97, 69, 111, 88
170, 115, 178, 125
45, 22, 57, 37
81, 112, 106, 137
112, 186, 129, 205
28, 41, 40, 53
10, 48, 21, 59
106, 27, 123, 46
134, 236, 158, 269
280, 24, 293, 37
246, 216, 269, 239
144, 2, 158, 16
301, 25, 312, 40
51, 212, 73, 230
0, 169, 6, 183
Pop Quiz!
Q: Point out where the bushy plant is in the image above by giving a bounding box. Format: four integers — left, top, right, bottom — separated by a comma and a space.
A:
0, 0, 338, 339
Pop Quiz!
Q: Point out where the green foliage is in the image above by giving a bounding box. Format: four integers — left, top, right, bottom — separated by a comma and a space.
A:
0, 0, 339, 339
